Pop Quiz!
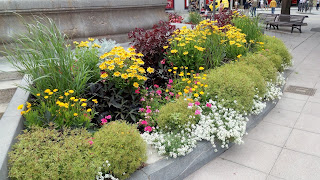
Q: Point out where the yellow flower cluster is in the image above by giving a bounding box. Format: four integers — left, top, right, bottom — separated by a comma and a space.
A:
99, 46, 154, 88
73, 38, 101, 48
223, 25, 247, 47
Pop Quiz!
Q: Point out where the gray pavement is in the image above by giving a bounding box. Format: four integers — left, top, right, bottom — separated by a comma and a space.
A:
185, 7, 320, 180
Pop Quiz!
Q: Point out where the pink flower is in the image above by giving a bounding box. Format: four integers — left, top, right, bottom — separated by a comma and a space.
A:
144, 126, 153, 132
140, 97, 145, 101
169, 92, 174, 96
167, 84, 172, 89
146, 106, 151, 109
169, 79, 173, 84
154, 84, 159, 88
188, 103, 193, 107
161, 59, 166, 64
206, 103, 212, 108
88, 140, 93, 145
195, 101, 200, 106
101, 118, 108, 124
195, 110, 201, 115
155, 109, 159, 113
105, 115, 112, 119
135, 88, 140, 94
194, 81, 198, 84
165, 96, 169, 100
156, 90, 162, 95
139, 108, 145, 112
146, 109, 152, 114
141, 120, 148, 125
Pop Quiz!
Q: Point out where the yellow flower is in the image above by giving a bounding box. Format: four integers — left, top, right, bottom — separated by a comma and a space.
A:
87, 109, 92, 112
36, 93, 40, 96
101, 73, 108, 78
74, 99, 79, 102
80, 99, 87, 102
81, 103, 87, 107
204, 84, 208, 87
173, 67, 178, 70
70, 97, 75, 101
183, 51, 189, 55
184, 89, 189, 93
187, 80, 191, 84
59, 96, 63, 99
121, 73, 129, 79
74, 113, 78, 117
137, 52, 144, 57
64, 92, 69, 96
107, 65, 115, 70
88, 38, 94, 41
44, 96, 49, 99
200, 91, 204, 95
185, 67, 188, 70
194, 93, 199, 98
168, 69, 172, 72
147, 67, 155, 74
44, 89, 51, 93
92, 99, 98, 103
48, 92, 53, 95
113, 71, 121, 77
73, 41, 79, 45
21, 111, 26, 115
69, 90, 74, 94
17, 104, 23, 110
128, 47, 135, 52
237, 54, 242, 58
53, 89, 58, 92
163, 46, 169, 49
173, 71, 177, 74
199, 67, 204, 70
178, 92, 183, 96
133, 82, 139, 88
171, 49, 178, 53
229, 41, 236, 45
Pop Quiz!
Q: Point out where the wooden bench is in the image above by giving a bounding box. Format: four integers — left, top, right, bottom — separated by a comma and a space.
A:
258, 13, 279, 30
269, 14, 308, 33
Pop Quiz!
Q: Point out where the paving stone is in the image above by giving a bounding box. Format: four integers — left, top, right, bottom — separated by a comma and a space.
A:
294, 113, 320, 134
275, 97, 306, 113
184, 158, 267, 180
270, 149, 320, 180
282, 91, 309, 101
266, 175, 286, 180
246, 122, 292, 147
263, 108, 300, 128
302, 101, 320, 116
285, 129, 320, 157
220, 139, 281, 173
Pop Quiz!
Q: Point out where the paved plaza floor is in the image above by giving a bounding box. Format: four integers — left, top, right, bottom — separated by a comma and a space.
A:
186, 7, 320, 180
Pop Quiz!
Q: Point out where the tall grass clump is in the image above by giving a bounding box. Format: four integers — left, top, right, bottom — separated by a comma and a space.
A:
232, 16, 262, 43
4, 17, 91, 96
188, 12, 202, 25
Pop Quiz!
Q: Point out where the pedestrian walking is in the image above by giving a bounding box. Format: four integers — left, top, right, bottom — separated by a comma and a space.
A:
235, 0, 239, 9
270, 0, 277, 13
317, 0, 319, 10
251, 0, 258, 16
244, 0, 250, 15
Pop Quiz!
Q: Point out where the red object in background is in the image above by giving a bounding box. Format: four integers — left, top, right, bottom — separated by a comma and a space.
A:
291, 0, 297, 5
185, 0, 189, 9
166, 0, 174, 9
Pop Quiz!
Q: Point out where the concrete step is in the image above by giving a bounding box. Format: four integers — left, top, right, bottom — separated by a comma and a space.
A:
0, 79, 21, 104
0, 103, 8, 119
0, 71, 23, 81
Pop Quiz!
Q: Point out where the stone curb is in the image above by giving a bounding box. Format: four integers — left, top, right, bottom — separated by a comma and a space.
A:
0, 75, 29, 180
129, 70, 290, 180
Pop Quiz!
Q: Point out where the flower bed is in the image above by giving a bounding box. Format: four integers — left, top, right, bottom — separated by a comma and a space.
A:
4, 11, 292, 180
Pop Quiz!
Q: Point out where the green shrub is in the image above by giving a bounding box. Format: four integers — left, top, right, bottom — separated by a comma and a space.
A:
230, 62, 266, 97
261, 35, 292, 68
188, 12, 202, 25
9, 127, 97, 180
240, 53, 278, 82
202, 65, 256, 113
92, 121, 147, 180
157, 98, 199, 132
259, 50, 284, 72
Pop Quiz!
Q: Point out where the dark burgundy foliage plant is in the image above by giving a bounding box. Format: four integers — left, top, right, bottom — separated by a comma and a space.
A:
214, 10, 234, 27
128, 21, 175, 87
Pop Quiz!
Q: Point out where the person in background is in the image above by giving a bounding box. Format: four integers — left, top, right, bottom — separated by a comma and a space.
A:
244, 0, 250, 15
251, 0, 258, 16
265, 0, 269, 10
219, 0, 225, 13
235, 0, 239, 9
317, 0, 319, 10
270, 0, 277, 13
260, 0, 265, 9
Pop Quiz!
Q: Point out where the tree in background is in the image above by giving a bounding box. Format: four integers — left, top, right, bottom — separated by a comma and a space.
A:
281, 0, 291, 14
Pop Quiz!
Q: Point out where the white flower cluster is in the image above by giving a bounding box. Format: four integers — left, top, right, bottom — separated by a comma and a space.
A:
96, 160, 119, 180
251, 95, 266, 115
276, 72, 286, 86
264, 82, 283, 102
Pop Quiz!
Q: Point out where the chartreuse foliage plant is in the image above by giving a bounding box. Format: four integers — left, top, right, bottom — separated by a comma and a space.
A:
261, 35, 292, 69
5, 17, 92, 96
18, 89, 95, 129
157, 98, 200, 132
8, 127, 97, 180
92, 121, 147, 180
202, 64, 256, 113
232, 15, 262, 43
